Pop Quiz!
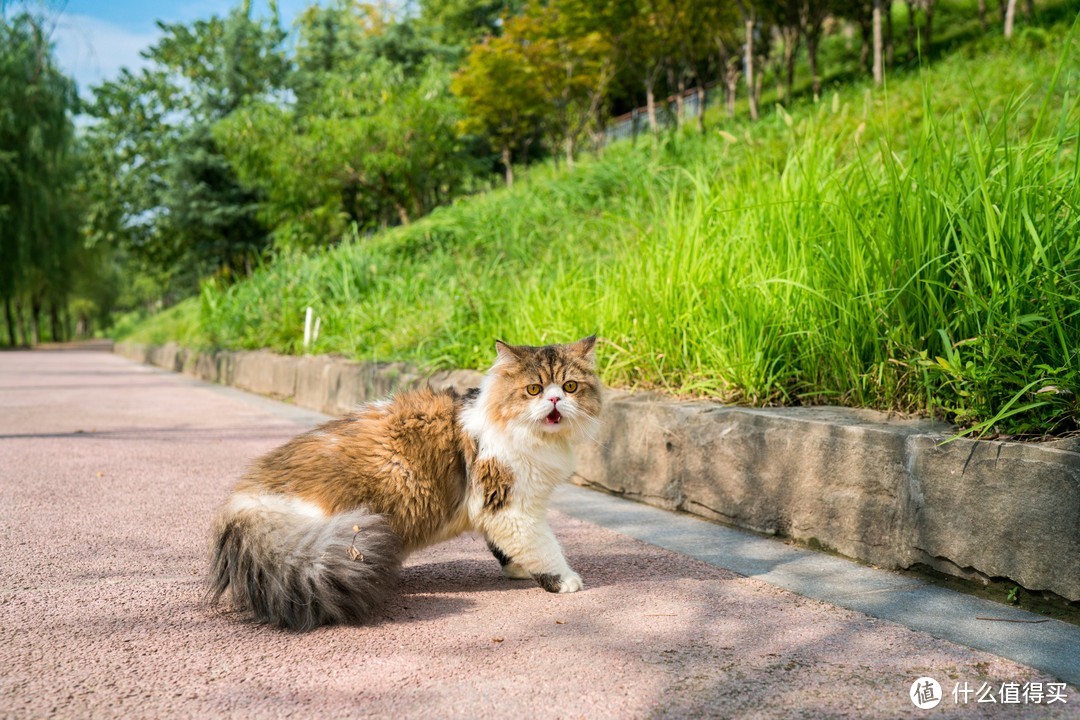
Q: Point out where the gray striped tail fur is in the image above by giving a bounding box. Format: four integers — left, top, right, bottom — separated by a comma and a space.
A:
207, 504, 403, 631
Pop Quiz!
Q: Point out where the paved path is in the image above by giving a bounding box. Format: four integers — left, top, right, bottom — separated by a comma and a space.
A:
1, 349, 1077, 719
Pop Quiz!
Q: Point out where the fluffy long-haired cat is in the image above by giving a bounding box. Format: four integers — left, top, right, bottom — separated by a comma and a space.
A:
208, 336, 601, 630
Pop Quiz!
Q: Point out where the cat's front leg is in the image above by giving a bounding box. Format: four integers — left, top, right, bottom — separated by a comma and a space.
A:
486, 538, 531, 579
483, 514, 583, 593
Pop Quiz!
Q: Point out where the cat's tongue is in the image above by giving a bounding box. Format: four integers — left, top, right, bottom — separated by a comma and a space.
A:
545, 408, 562, 424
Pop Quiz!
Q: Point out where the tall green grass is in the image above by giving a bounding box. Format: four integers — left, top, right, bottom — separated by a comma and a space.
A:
166, 24, 1080, 436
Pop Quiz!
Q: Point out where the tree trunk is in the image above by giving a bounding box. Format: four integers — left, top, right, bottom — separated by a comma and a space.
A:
645, 76, 659, 135
1023, 0, 1033, 18
30, 297, 41, 346
593, 128, 606, 157
564, 135, 575, 169
50, 303, 62, 343
676, 75, 686, 129
886, 1, 895, 66
1004, 0, 1017, 37
807, 33, 821, 98
924, 0, 934, 55
695, 84, 706, 133
715, 39, 738, 119
726, 72, 737, 117
859, 15, 872, 74
14, 299, 27, 346
668, 66, 685, 129
745, 18, 758, 121
873, 0, 885, 84
906, 0, 918, 60
501, 146, 513, 187
781, 27, 798, 101
4, 297, 16, 347
978, 0, 988, 29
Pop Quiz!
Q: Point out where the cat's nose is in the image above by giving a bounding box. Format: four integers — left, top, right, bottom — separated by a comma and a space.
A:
549, 396, 560, 405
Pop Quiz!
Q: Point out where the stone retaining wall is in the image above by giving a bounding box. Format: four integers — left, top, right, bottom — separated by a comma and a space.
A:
115, 341, 1080, 602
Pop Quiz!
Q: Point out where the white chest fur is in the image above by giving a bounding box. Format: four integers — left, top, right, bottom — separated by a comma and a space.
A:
460, 393, 577, 519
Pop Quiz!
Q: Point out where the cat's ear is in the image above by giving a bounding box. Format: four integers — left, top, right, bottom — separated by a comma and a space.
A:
571, 335, 597, 365
494, 340, 524, 367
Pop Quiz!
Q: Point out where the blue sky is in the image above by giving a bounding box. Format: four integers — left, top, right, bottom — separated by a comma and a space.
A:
45, 0, 314, 93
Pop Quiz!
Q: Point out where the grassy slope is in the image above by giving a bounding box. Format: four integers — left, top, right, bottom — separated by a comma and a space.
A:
126, 18, 1080, 436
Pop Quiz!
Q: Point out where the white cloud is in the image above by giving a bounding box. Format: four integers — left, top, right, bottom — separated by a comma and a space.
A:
50, 14, 160, 95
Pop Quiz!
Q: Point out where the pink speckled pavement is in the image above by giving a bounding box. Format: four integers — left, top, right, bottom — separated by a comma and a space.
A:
1, 349, 1076, 719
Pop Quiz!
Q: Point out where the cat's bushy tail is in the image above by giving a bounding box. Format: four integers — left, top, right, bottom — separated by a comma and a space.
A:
207, 497, 402, 631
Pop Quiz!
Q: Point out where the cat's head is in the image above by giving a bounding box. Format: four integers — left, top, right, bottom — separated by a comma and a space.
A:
482, 336, 602, 442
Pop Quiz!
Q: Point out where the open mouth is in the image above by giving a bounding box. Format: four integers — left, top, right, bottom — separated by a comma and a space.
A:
545, 408, 562, 425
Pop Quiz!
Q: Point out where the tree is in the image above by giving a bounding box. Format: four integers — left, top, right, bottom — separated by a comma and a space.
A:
502, 2, 616, 167
453, 33, 544, 185
759, 0, 801, 102
904, 0, 936, 60
418, 0, 525, 47
666, 0, 737, 132
0, 12, 81, 345
292, 0, 404, 104
82, 0, 287, 304
220, 54, 478, 244
627, 0, 684, 134
713, 20, 743, 118
873, 0, 885, 84
735, 1, 761, 121
1003, 0, 1017, 38
797, 0, 829, 97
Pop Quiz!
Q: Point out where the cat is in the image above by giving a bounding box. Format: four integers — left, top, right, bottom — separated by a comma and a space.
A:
207, 336, 602, 631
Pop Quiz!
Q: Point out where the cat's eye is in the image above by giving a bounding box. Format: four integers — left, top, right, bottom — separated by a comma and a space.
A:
526, 384, 543, 396
563, 381, 578, 393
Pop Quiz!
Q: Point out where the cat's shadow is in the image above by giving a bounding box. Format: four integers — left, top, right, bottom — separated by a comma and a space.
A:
397, 558, 529, 595
373, 559, 515, 625
375, 593, 478, 625
396, 556, 620, 596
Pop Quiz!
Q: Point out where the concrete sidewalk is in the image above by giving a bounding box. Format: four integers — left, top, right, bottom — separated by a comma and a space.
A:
1, 349, 1077, 719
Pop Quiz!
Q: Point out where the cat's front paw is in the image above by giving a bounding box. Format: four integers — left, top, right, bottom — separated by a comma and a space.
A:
534, 571, 584, 593
558, 572, 584, 593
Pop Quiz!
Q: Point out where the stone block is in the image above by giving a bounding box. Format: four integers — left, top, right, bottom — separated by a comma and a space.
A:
231, 351, 298, 399
331, 361, 372, 414
184, 351, 219, 383
294, 355, 337, 414
115, 342, 149, 363
909, 436, 1080, 601
428, 369, 485, 394
575, 395, 1080, 601
575, 392, 688, 511
148, 342, 186, 372
214, 351, 234, 386
688, 407, 924, 567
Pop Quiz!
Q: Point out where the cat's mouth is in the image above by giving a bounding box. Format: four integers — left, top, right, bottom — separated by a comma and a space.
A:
544, 408, 562, 425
